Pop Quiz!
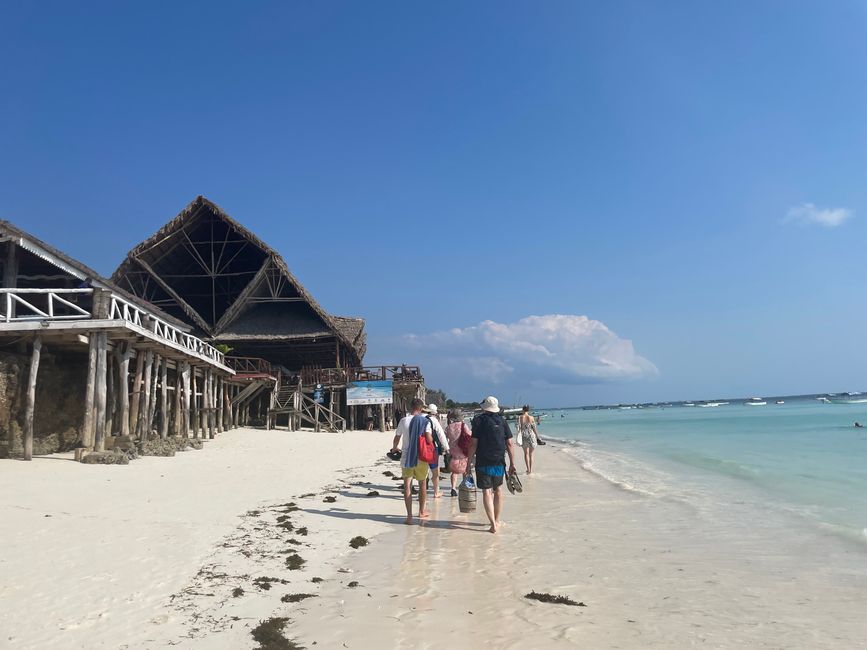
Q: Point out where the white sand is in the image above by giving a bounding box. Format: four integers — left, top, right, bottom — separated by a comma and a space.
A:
293, 445, 867, 649
0, 428, 397, 649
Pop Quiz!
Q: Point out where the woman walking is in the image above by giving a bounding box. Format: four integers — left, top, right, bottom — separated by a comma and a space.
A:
445, 409, 471, 496
517, 405, 539, 475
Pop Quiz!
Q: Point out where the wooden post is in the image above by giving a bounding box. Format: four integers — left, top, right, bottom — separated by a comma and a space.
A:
379, 403, 386, 432
147, 354, 161, 435
94, 332, 108, 451
159, 356, 168, 439
129, 349, 145, 436
181, 362, 191, 437
190, 368, 199, 438
138, 350, 153, 440
205, 369, 214, 439
105, 355, 115, 437
173, 365, 182, 436
22, 336, 42, 460
82, 333, 98, 448
116, 343, 132, 437
216, 377, 224, 432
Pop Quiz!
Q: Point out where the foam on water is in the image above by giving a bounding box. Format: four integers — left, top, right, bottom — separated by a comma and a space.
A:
538, 398, 867, 548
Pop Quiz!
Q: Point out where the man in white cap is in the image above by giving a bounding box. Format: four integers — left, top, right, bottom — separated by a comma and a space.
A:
467, 396, 516, 533
425, 404, 450, 498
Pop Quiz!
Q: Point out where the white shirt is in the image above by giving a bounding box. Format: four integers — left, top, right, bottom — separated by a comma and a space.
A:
395, 414, 432, 468
428, 414, 450, 453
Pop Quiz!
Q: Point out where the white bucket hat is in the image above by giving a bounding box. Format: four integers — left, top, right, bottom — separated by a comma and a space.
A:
427, 403, 438, 414
480, 396, 500, 413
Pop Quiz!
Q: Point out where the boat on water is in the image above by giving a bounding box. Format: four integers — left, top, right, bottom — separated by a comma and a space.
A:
745, 397, 767, 406
683, 402, 696, 407
827, 396, 867, 405
775, 400, 785, 405
699, 401, 729, 408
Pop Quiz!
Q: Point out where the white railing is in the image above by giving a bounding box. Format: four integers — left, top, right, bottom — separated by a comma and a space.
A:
108, 294, 226, 366
0, 288, 93, 322
0, 288, 225, 368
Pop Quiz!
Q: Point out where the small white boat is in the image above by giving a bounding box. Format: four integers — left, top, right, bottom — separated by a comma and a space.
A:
684, 402, 695, 407
745, 397, 767, 406
775, 400, 784, 405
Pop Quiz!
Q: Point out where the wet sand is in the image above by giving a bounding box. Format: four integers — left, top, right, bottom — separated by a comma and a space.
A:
292, 445, 867, 649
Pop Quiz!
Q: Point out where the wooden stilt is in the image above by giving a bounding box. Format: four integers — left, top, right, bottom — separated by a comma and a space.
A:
105, 355, 115, 437
191, 368, 199, 438
116, 343, 132, 437
173, 365, 182, 436
82, 333, 98, 448
22, 336, 42, 460
205, 370, 214, 439
216, 377, 224, 432
129, 349, 145, 436
379, 403, 386, 432
159, 356, 168, 439
181, 362, 191, 437
147, 354, 161, 435
94, 332, 108, 451
138, 350, 154, 440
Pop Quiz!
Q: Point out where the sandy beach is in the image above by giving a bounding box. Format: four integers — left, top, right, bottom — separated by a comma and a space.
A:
0, 428, 397, 649
3, 432, 867, 649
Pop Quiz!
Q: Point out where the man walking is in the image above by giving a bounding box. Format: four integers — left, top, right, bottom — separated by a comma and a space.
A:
391, 398, 434, 525
467, 396, 516, 533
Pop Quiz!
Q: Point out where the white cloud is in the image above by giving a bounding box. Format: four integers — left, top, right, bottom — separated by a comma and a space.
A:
404, 314, 657, 387
784, 203, 853, 228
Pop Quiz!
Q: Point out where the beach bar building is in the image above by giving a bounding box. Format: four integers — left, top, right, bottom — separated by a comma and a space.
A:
0, 221, 235, 460
111, 196, 424, 432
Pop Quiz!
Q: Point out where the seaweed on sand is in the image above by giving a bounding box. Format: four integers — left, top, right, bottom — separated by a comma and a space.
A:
251, 617, 304, 650
232, 587, 245, 597
310, 577, 323, 583
366, 491, 380, 497
281, 593, 317, 603
323, 496, 337, 503
253, 577, 288, 590
524, 591, 586, 607
347, 581, 360, 588
285, 553, 306, 570
349, 536, 369, 549
296, 527, 308, 536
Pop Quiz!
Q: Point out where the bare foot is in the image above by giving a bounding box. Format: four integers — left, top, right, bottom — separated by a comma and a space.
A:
419, 510, 431, 519
433, 492, 441, 499
404, 517, 414, 525
488, 523, 498, 534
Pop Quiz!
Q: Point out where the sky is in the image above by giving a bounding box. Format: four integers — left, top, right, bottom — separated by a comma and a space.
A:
2, 1, 866, 407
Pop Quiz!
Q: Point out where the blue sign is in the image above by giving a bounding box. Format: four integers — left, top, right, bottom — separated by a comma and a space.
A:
346, 380, 393, 406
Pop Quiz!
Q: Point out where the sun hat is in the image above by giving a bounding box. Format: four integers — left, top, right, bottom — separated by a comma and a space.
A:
480, 396, 500, 413
427, 403, 438, 414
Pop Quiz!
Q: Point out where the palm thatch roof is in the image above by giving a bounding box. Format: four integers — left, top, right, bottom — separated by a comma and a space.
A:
110, 196, 365, 368
0, 219, 190, 329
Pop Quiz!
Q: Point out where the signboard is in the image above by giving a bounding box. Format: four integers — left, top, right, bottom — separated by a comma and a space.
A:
346, 380, 393, 406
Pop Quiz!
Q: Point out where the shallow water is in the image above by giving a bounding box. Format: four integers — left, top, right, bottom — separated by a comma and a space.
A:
539, 399, 867, 545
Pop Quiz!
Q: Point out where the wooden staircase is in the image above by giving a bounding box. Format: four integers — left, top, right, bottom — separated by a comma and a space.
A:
268, 380, 346, 433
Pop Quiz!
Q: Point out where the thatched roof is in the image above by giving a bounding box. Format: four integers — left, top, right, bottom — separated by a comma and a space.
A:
111, 196, 365, 367
0, 219, 191, 330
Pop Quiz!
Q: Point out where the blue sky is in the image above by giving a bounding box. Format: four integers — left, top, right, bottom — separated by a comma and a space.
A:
2, 2, 866, 406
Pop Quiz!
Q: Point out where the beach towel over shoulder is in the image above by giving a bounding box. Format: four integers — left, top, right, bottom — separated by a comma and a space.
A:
397, 414, 432, 468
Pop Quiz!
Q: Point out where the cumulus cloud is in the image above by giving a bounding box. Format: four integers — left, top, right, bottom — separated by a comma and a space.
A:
784, 203, 853, 228
404, 314, 657, 386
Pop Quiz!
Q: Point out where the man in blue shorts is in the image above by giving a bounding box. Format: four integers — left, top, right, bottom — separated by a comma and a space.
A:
467, 395, 516, 533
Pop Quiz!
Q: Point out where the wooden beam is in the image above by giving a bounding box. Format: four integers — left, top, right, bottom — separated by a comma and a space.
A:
132, 256, 212, 334
22, 336, 41, 460
138, 350, 154, 439
116, 342, 132, 437
191, 368, 199, 438
211, 257, 272, 336
160, 356, 169, 439
94, 332, 108, 451
181, 362, 191, 437
129, 348, 145, 436
82, 334, 98, 448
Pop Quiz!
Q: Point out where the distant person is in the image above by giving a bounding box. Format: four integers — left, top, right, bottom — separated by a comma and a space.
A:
425, 404, 450, 498
517, 405, 540, 475
444, 409, 471, 496
365, 406, 375, 431
467, 396, 517, 534
390, 398, 434, 524
855, 422, 864, 428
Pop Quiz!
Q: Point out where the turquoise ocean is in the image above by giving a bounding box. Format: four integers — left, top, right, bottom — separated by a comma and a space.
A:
539, 397, 867, 547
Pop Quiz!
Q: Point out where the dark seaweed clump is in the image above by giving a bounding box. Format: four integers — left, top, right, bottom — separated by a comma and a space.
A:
323, 496, 337, 503
349, 536, 369, 549
366, 491, 380, 497
232, 587, 245, 598
296, 527, 308, 536
254, 577, 288, 591
310, 577, 323, 584
525, 591, 586, 607
281, 593, 317, 603
347, 581, 360, 588
285, 553, 306, 570
251, 617, 304, 650
382, 471, 395, 478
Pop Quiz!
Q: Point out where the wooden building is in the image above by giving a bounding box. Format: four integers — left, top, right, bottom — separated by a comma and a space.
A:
110, 196, 425, 432
0, 220, 235, 460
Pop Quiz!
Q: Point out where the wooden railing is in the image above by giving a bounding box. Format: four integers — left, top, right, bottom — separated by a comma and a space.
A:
0, 288, 92, 322
0, 288, 226, 368
225, 356, 275, 376
301, 365, 422, 386
108, 295, 226, 366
